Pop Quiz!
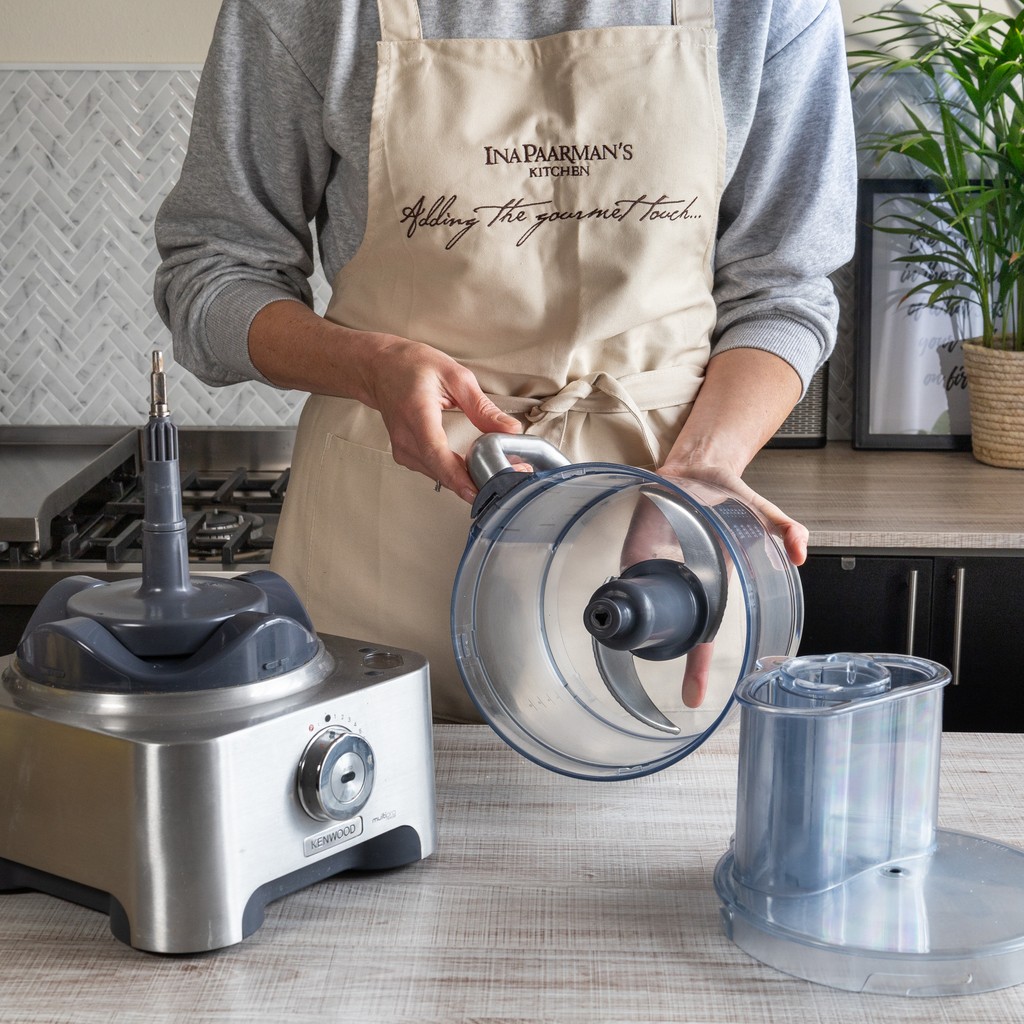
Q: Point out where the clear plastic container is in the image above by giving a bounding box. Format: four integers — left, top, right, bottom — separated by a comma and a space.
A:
715, 653, 1024, 996
451, 435, 801, 780
452, 437, 1024, 996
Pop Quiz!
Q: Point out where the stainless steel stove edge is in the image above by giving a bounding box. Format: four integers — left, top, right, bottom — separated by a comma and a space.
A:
0, 632, 436, 954
0, 424, 296, 473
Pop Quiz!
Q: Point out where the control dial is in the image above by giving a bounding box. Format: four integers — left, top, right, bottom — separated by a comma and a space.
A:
297, 727, 375, 821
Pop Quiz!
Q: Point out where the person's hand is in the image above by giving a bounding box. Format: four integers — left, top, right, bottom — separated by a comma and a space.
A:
247, 302, 522, 504
661, 461, 807, 709
361, 337, 523, 503
658, 460, 809, 567
617, 460, 807, 709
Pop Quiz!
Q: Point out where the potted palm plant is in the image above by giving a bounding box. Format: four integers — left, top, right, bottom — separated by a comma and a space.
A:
850, 2, 1024, 467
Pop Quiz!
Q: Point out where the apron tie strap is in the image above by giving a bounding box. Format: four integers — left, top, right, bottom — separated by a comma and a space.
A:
484, 363, 705, 469
524, 372, 662, 467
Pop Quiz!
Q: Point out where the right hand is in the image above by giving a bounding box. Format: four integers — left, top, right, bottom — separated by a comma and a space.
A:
249, 303, 522, 504
362, 336, 522, 503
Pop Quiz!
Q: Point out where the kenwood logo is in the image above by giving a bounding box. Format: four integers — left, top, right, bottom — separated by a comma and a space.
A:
303, 817, 364, 857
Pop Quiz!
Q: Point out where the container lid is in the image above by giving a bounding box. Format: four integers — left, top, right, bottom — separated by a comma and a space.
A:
451, 436, 802, 780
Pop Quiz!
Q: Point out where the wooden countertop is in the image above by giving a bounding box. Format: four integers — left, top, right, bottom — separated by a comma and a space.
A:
1, 724, 1023, 1022
746, 443, 1024, 550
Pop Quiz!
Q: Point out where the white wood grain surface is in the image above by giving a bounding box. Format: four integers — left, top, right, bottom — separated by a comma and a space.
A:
745, 443, 1024, 550
0, 724, 1022, 1023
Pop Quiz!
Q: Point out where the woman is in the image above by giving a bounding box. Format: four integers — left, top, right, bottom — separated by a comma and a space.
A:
155, 0, 857, 720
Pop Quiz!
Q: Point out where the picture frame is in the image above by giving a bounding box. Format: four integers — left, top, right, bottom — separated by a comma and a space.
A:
853, 178, 973, 451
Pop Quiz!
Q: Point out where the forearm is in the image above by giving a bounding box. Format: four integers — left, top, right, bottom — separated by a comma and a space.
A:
249, 299, 521, 501
661, 348, 801, 477
248, 299, 381, 404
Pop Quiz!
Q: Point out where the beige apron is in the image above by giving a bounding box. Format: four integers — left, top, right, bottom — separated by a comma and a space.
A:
272, 0, 727, 721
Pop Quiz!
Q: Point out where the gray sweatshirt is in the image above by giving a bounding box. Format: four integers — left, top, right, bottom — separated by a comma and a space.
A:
154, 0, 857, 394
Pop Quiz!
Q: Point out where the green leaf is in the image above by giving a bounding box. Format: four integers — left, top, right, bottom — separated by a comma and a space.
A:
852, 1, 1024, 347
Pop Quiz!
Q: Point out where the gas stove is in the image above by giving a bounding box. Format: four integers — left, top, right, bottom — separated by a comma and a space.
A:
53, 461, 288, 569
0, 425, 294, 569
0, 426, 295, 652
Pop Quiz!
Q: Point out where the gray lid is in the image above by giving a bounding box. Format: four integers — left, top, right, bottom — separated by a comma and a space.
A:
14, 353, 317, 694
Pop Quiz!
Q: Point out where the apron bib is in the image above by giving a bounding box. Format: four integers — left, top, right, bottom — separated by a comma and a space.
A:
272, 0, 727, 721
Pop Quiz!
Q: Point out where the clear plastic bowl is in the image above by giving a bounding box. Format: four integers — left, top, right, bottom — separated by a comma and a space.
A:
451, 453, 801, 780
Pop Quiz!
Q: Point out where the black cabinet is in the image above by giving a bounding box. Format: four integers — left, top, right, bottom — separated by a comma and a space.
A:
798, 555, 933, 659
930, 557, 1024, 732
798, 552, 1024, 732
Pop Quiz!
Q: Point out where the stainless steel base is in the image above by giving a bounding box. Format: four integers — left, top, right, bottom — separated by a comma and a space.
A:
0, 633, 436, 953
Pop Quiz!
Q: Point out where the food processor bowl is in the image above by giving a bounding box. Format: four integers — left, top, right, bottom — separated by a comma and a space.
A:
451, 434, 802, 780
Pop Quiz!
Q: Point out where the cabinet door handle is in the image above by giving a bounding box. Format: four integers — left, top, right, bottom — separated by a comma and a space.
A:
905, 569, 919, 655
951, 566, 966, 686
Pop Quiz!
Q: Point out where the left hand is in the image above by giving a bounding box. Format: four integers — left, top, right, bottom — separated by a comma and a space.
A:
616, 461, 807, 709
614, 462, 806, 708
657, 459, 809, 567
656, 349, 809, 566
618, 348, 811, 709
658, 462, 807, 709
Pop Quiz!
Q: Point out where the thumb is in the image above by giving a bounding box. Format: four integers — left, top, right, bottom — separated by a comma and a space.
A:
451, 380, 523, 436
777, 520, 809, 567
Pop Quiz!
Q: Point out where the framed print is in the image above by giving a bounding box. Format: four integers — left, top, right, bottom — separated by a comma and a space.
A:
853, 178, 973, 450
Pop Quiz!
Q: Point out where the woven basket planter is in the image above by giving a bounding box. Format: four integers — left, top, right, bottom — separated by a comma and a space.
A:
963, 340, 1024, 469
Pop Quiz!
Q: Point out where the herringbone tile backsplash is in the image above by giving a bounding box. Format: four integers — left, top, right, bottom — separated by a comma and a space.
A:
0, 68, 329, 426
0, 66, 915, 433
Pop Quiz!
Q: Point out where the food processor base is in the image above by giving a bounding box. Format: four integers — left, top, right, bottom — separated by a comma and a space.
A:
0, 825, 426, 952
0, 634, 436, 954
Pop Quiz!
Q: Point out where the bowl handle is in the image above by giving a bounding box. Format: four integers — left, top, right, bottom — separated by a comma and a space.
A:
465, 432, 571, 488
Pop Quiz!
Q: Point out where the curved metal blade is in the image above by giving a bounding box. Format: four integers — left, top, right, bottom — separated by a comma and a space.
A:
592, 639, 681, 735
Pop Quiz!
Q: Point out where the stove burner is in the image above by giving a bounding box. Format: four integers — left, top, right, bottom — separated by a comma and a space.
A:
46, 469, 286, 568
197, 510, 265, 539
190, 510, 269, 564
200, 510, 244, 535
